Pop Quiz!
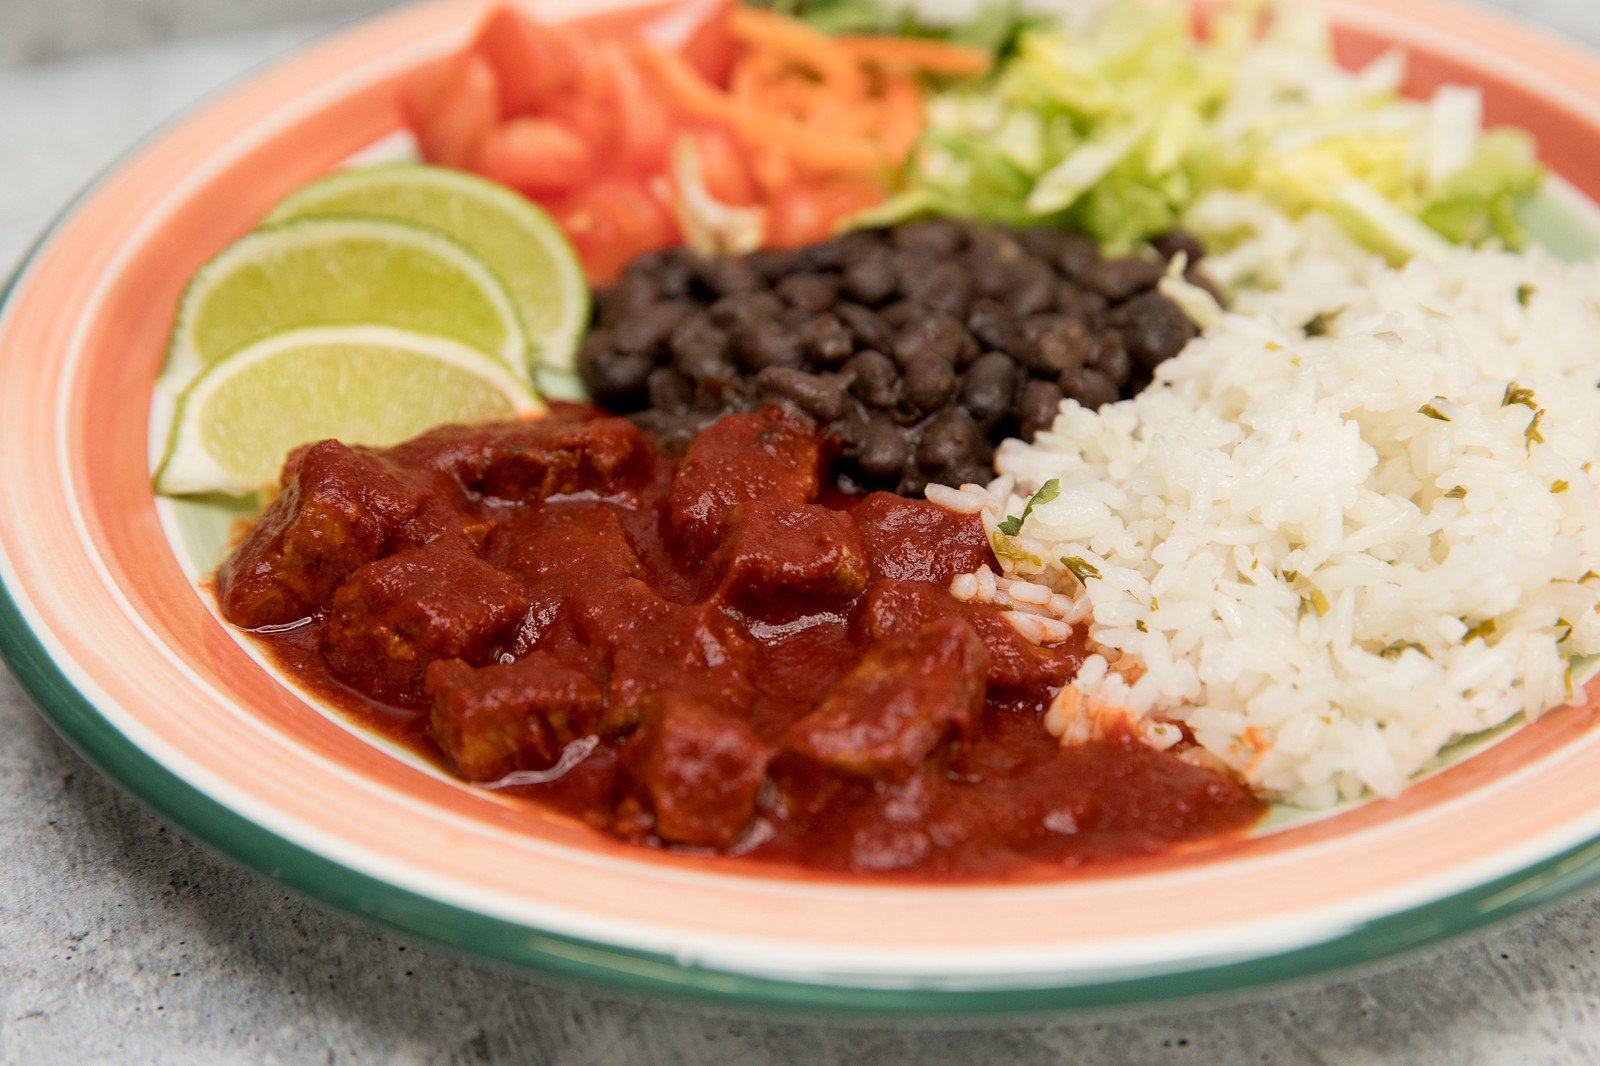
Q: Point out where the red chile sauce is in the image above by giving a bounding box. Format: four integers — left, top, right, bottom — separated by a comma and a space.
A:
218, 405, 1261, 879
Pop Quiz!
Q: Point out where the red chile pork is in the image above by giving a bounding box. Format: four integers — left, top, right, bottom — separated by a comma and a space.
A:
220, 408, 1262, 875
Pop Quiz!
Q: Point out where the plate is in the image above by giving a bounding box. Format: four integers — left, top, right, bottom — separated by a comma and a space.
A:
6, 0, 1600, 1015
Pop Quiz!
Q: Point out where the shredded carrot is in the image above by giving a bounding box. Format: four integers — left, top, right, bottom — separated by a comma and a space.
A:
838, 35, 993, 77
876, 73, 924, 159
727, 6, 865, 94
642, 47, 888, 176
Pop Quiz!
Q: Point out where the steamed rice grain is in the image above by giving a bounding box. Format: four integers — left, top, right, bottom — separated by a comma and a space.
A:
963, 231, 1600, 807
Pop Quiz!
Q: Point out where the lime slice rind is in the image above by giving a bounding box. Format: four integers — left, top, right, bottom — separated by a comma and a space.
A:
162, 215, 531, 387
265, 163, 590, 378
156, 324, 542, 497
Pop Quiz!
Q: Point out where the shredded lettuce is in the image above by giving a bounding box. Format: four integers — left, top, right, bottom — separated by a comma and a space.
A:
891, 0, 1543, 260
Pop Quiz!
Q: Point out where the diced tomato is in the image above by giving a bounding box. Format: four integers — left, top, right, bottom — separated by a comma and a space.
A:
399, 53, 459, 132
543, 55, 619, 149
686, 125, 758, 206
554, 176, 682, 284
472, 5, 585, 116
600, 44, 673, 170
409, 51, 501, 169
766, 177, 883, 247
470, 117, 595, 194
639, 0, 739, 87
681, 0, 739, 87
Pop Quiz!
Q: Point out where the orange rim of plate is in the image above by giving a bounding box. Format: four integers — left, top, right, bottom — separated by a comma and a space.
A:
5, 0, 1600, 1012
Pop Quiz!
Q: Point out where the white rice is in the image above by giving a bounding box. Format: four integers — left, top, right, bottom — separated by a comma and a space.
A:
952, 212, 1600, 807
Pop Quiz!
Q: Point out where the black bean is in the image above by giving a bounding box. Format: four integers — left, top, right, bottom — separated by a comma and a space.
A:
879, 299, 920, 328
1058, 366, 1121, 409
960, 353, 1019, 426
708, 291, 783, 331
837, 229, 894, 261
902, 261, 973, 319
668, 315, 732, 380
746, 248, 800, 282
1053, 284, 1108, 331
695, 374, 758, 413
775, 273, 839, 313
800, 312, 854, 364
903, 354, 957, 413
790, 240, 843, 273
834, 302, 893, 352
967, 298, 1013, 350
1016, 379, 1064, 440
631, 409, 707, 456
648, 250, 695, 300
1153, 229, 1206, 264
1013, 314, 1093, 376
844, 350, 900, 408
647, 367, 695, 412
1077, 255, 1164, 301
970, 252, 1015, 299
940, 461, 995, 489
1051, 232, 1104, 280
892, 314, 970, 368
596, 272, 657, 328
916, 408, 980, 472
1001, 258, 1057, 318
693, 254, 764, 297
841, 248, 899, 305
579, 337, 654, 411
1017, 227, 1072, 262
735, 319, 805, 372
755, 368, 848, 422
855, 416, 910, 481
1087, 331, 1132, 385
892, 218, 968, 256
1112, 291, 1196, 370
614, 300, 691, 356
953, 330, 982, 366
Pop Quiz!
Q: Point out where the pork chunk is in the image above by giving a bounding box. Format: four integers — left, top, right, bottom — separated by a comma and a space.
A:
606, 601, 757, 734
386, 415, 649, 501
324, 545, 530, 703
623, 691, 772, 848
785, 617, 987, 778
709, 502, 870, 617
487, 502, 644, 584
854, 579, 1079, 696
218, 440, 425, 627
667, 408, 823, 558
849, 492, 995, 583
425, 654, 604, 782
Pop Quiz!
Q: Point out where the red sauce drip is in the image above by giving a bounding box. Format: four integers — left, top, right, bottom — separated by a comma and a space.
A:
219, 406, 1262, 879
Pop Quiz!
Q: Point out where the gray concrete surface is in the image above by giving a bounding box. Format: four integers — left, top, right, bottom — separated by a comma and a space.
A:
3, 5, 1600, 1062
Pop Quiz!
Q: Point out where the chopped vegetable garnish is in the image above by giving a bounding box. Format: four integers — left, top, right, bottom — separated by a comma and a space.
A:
998, 478, 1060, 535
1526, 408, 1546, 448
1060, 556, 1101, 584
1503, 381, 1538, 408
883, 0, 1542, 257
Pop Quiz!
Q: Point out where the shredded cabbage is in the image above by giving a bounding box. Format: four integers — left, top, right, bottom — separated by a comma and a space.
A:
889, 0, 1543, 260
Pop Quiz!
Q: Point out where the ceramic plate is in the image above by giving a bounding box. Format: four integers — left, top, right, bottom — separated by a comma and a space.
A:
6, 0, 1600, 1015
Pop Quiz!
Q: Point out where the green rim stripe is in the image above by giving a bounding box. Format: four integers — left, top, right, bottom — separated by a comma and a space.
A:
4, 18, 1600, 1015
4, 544, 1600, 1013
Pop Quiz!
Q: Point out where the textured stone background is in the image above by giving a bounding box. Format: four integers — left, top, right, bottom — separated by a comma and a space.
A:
3, 3, 1600, 1062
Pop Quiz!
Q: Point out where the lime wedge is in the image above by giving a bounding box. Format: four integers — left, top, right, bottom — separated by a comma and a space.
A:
266, 163, 590, 379
155, 325, 542, 496
164, 216, 529, 385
